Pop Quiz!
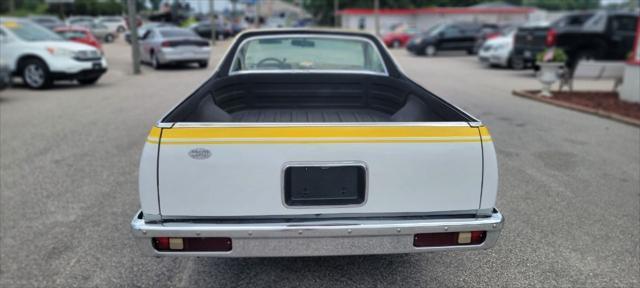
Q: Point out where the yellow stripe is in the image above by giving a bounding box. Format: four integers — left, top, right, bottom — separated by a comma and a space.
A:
162, 126, 480, 139
144, 125, 490, 145
478, 126, 491, 137
478, 126, 493, 143
148, 127, 162, 140
147, 139, 482, 145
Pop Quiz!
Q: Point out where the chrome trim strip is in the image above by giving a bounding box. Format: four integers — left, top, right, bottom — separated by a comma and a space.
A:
230, 69, 387, 76
131, 209, 504, 257
280, 161, 369, 209
159, 210, 481, 221
170, 122, 475, 128
228, 34, 389, 76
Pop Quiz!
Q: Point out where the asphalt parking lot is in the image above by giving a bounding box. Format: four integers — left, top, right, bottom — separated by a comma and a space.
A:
1, 38, 639, 287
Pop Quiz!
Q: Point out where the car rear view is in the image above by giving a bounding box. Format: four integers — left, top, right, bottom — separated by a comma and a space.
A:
131, 30, 503, 257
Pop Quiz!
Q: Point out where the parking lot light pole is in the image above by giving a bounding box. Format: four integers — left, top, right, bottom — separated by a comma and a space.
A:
127, 0, 141, 75
210, 0, 216, 46
334, 0, 339, 27
374, 0, 380, 36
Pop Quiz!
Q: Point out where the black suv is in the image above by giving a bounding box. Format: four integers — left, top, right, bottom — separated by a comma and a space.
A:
407, 22, 496, 56
513, 11, 638, 70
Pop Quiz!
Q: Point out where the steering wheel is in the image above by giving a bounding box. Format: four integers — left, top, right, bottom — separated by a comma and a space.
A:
256, 57, 286, 69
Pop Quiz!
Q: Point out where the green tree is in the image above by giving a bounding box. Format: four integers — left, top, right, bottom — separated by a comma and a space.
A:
149, 0, 163, 11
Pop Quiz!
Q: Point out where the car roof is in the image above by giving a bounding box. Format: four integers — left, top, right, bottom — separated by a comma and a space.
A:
0, 17, 25, 23
235, 28, 378, 39
29, 15, 60, 20
54, 25, 90, 32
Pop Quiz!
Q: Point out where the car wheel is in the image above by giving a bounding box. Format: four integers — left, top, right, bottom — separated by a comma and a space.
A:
78, 76, 101, 85
392, 40, 401, 48
506, 56, 514, 69
198, 61, 208, 68
117, 26, 125, 33
152, 53, 162, 70
104, 34, 114, 43
511, 57, 525, 70
424, 45, 437, 57
21, 58, 52, 89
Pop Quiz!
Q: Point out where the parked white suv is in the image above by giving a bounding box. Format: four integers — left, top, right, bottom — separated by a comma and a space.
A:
96, 16, 127, 34
0, 17, 108, 89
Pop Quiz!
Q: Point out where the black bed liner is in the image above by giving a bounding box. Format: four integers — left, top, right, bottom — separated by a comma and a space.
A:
231, 108, 391, 122
167, 73, 472, 123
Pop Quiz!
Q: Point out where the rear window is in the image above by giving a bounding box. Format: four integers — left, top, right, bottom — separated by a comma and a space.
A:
553, 13, 594, 28
230, 35, 386, 74
160, 29, 197, 38
57, 30, 87, 39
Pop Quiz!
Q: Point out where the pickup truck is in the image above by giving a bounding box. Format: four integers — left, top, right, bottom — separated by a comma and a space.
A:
513, 11, 638, 70
131, 29, 504, 257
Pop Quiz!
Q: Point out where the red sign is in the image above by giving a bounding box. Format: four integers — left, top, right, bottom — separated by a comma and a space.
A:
630, 17, 640, 65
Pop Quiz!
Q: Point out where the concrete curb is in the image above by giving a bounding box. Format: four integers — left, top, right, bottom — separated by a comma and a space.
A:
512, 90, 640, 127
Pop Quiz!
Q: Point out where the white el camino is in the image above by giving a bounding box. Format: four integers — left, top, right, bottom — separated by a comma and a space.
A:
131, 29, 504, 257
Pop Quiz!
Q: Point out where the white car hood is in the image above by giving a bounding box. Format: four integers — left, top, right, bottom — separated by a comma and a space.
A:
485, 36, 513, 47
37, 40, 98, 52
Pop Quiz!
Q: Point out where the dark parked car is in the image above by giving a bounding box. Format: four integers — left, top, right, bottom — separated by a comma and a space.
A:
407, 22, 496, 56
513, 11, 638, 70
190, 20, 231, 40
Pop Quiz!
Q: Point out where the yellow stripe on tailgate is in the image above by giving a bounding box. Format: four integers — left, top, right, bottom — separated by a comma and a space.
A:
478, 126, 493, 142
148, 125, 486, 145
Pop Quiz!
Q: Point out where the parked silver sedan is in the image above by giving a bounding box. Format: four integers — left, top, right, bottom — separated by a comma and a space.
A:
139, 27, 211, 69
87, 22, 117, 43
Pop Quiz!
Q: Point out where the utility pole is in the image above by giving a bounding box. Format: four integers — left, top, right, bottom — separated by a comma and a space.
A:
231, 0, 237, 23
334, 0, 339, 28
209, 0, 216, 45
374, 0, 380, 36
127, 0, 141, 75
255, 0, 261, 28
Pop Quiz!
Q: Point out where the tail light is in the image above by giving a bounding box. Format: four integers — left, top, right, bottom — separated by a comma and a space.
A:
545, 28, 557, 47
486, 32, 500, 40
161, 41, 171, 47
152, 237, 232, 252
413, 231, 486, 247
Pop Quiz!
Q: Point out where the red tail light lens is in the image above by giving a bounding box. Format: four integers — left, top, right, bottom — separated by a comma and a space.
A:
152, 237, 232, 252
413, 231, 486, 247
486, 32, 500, 40
161, 41, 171, 47
545, 28, 557, 47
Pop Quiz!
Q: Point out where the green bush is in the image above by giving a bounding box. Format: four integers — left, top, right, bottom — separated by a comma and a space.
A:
536, 48, 568, 63
181, 16, 198, 28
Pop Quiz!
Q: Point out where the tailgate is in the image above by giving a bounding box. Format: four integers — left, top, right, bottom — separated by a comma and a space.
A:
156, 124, 485, 217
515, 27, 548, 55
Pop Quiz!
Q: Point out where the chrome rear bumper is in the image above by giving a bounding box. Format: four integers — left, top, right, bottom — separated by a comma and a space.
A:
130, 209, 504, 257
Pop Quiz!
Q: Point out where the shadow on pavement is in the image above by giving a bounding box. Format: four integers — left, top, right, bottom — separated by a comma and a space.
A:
180, 253, 458, 287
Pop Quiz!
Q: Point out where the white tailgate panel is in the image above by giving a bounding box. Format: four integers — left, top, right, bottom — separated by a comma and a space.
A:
159, 141, 482, 217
